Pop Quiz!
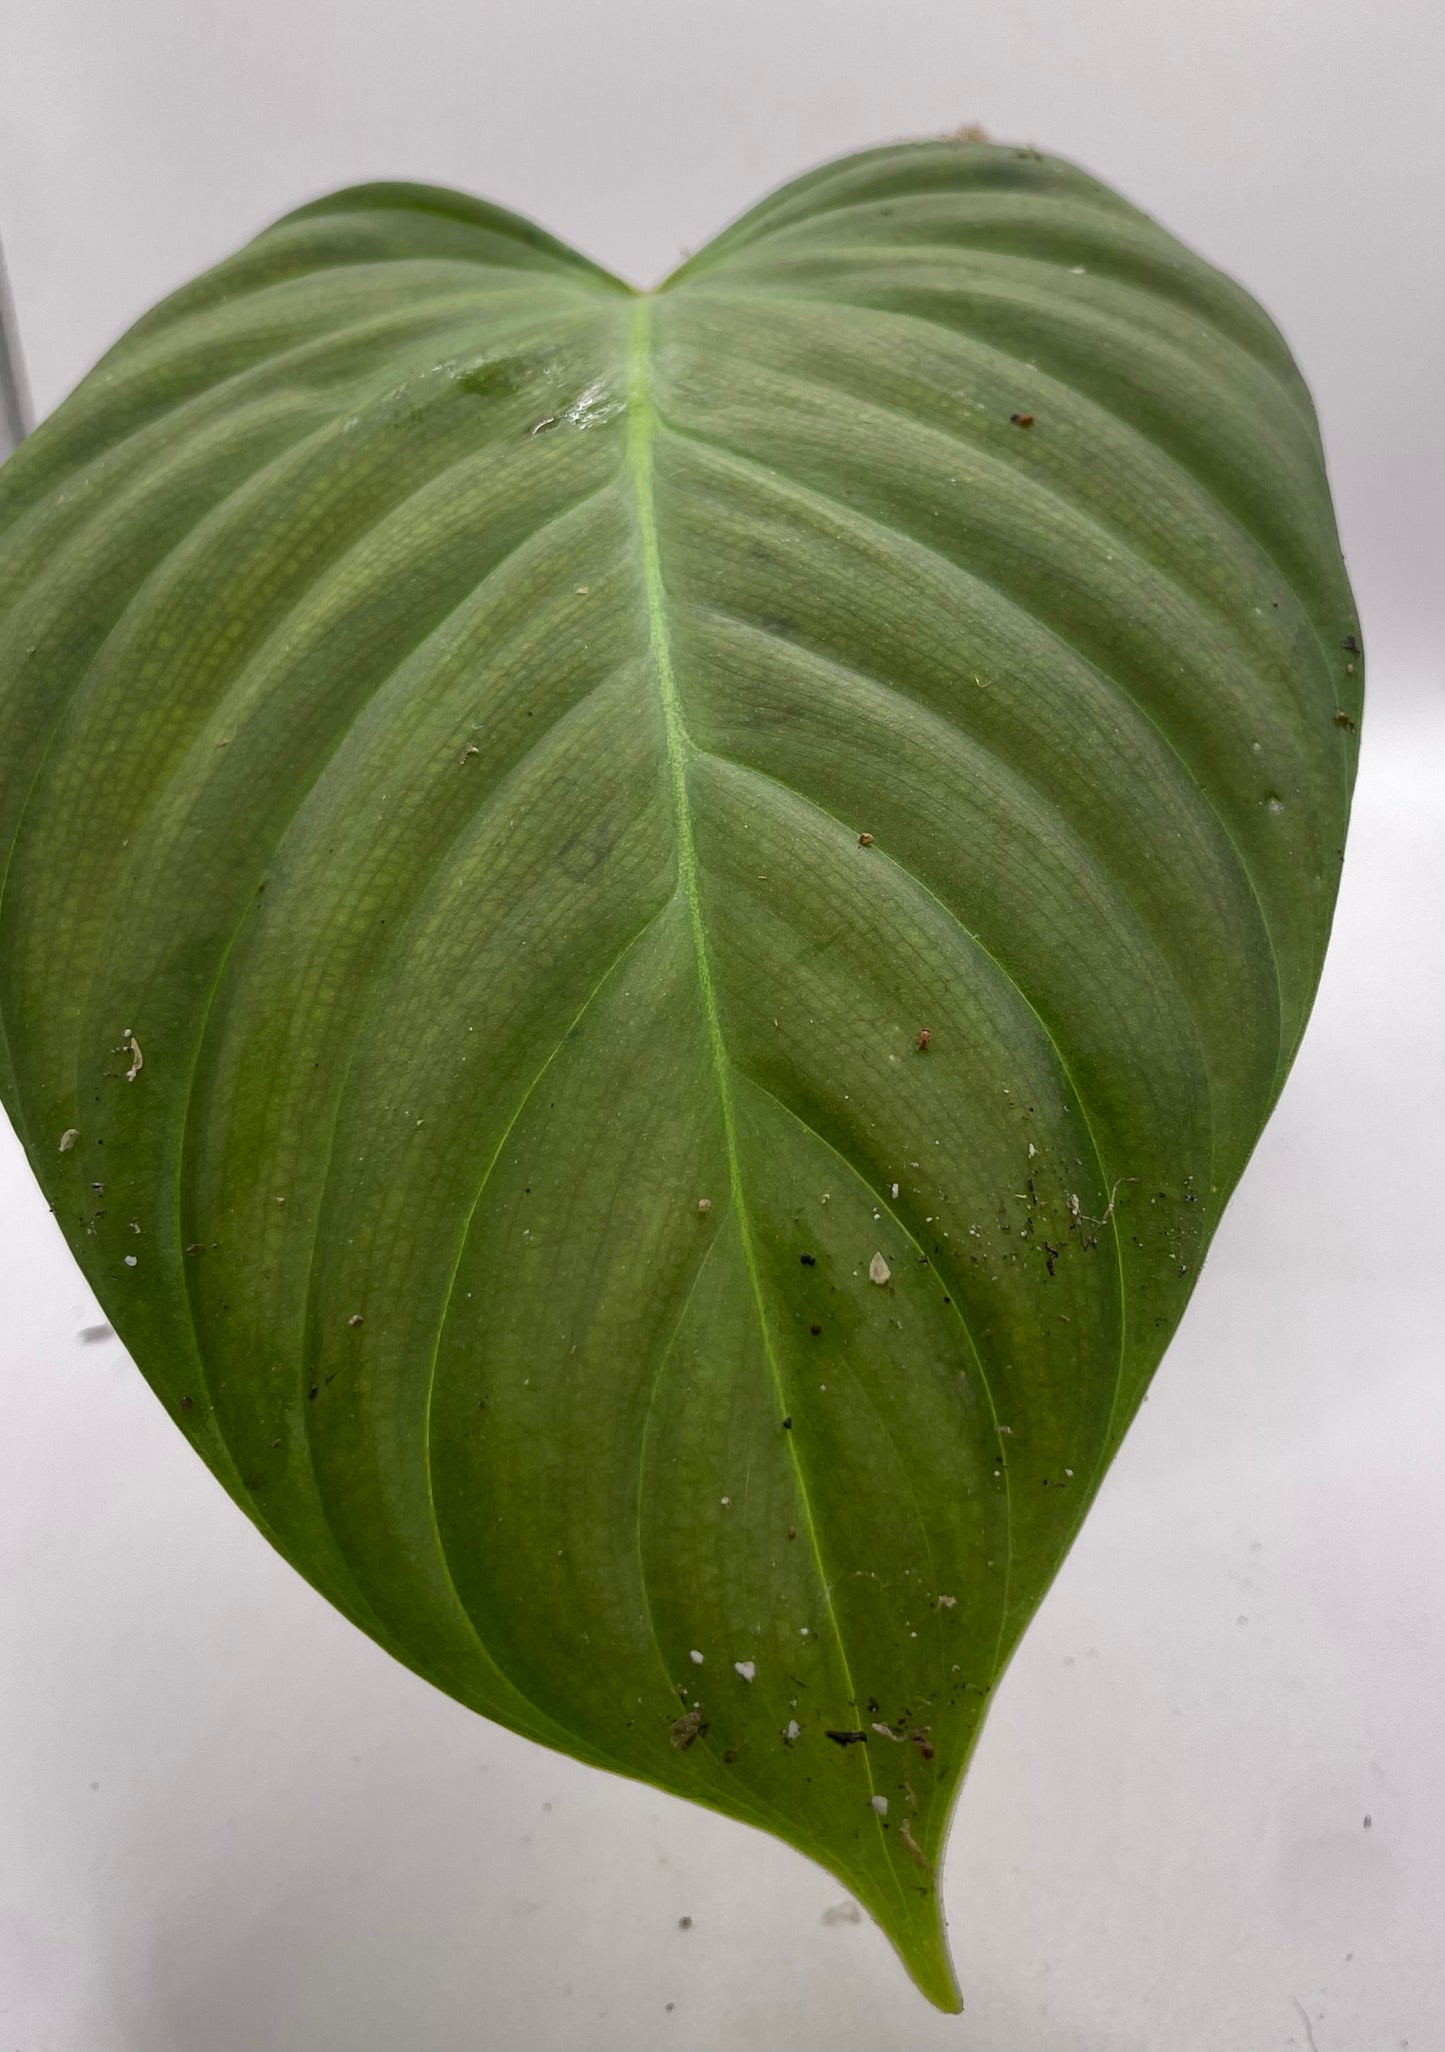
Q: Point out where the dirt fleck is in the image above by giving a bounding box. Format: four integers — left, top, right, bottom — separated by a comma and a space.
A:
799, 1251, 816, 1266
124, 1035, 143, 1083
179, 1395, 194, 1413
899, 1819, 935, 1875
678, 1915, 692, 1929
825, 1729, 868, 1747
868, 1252, 891, 1286
917, 1028, 931, 1052
348, 1314, 364, 1327
59, 1128, 79, 1152
696, 1197, 711, 1214
787, 1525, 797, 1540
1335, 710, 1356, 731
857, 832, 874, 847
670, 1708, 707, 1751
1009, 412, 1035, 428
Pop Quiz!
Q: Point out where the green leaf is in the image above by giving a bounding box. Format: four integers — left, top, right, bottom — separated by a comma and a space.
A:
0, 140, 1361, 2009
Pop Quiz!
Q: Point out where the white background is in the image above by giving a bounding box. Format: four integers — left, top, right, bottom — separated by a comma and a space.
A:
1, 2, 1442, 2046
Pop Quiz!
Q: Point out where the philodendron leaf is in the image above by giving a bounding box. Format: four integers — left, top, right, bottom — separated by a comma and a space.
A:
0, 140, 1360, 2009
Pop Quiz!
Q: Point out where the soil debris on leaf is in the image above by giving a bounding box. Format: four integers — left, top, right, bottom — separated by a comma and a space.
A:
869, 1252, 891, 1286
899, 1819, 935, 1874
826, 1729, 868, 1746
58, 1128, 78, 1151
123, 1034, 143, 1083
670, 1707, 707, 1751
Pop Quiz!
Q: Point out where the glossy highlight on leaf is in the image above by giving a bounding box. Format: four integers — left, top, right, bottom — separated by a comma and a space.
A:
0, 140, 1361, 2009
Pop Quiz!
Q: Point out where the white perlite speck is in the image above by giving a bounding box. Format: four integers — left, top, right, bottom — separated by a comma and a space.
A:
785, 1719, 801, 1742
868, 1251, 891, 1286
689, 1650, 704, 1665
870, 1795, 889, 1817
734, 1660, 756, 1683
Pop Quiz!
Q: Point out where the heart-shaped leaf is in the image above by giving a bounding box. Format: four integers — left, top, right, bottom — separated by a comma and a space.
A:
0, 140, 1360, 2007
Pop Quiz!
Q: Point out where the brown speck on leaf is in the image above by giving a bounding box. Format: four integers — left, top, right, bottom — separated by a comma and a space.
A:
670, 1707, 707, 1751
696, 1197, 711, 1214
722, 1747, 739, 1764
899, 1818, 935, 1875
950, 121, 989, 142
59, 1128, 79, 1152
781, 1415, 792, 1430
348, 1314, 364, 1327
917, 1027, 931, 1052
825, 1729, 868, 1747
185, 1243, 203, 1256
179, 1395, 194, 1413
810, 1323, 822, 1336
787, 1525, 798, 1540
857, 832, 874, 847
1010, 412, 1035, 428
799, 1251, 816, 1266
1334, 710, 1356, 731
1343, 634, 1359, 654
911, 1728, 935, 1760
124, 1035, 143, 1083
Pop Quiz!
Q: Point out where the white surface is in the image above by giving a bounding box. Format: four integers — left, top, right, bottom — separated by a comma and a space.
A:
1, 3, 1443, 2046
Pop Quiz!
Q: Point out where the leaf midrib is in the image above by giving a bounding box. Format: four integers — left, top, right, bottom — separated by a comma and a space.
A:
623, 296, 907, 1882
